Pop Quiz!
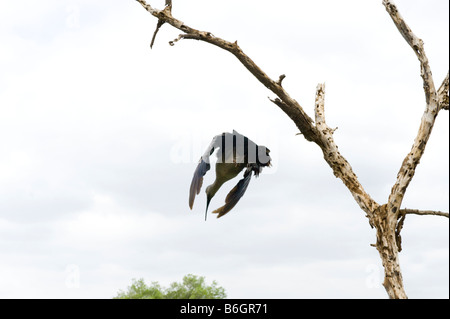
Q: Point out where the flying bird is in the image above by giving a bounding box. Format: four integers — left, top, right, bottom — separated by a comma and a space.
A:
189, 130, 271, 219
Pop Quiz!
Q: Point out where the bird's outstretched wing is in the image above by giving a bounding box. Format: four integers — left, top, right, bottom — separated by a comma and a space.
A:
212, 168, 253, 218
189, 134, 222, 209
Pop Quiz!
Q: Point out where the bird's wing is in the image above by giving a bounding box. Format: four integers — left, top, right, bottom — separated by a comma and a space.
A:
189, 159, 210, 210
212, 168, 253, 218
189, 134, 223, 209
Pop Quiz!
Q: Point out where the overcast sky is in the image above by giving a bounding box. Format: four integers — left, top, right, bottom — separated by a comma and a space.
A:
0, 0, 448, 299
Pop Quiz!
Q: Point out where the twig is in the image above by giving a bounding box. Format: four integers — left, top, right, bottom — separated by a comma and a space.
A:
150, 20, 164, 49
149, 3, 173, 49
277, 74, 286, 86
400, 209, 449, 218
395, 213, 406, 252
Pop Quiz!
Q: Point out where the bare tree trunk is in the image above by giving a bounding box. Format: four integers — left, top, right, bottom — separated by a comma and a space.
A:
134, 0, 449, 299
372, 205, 407, 298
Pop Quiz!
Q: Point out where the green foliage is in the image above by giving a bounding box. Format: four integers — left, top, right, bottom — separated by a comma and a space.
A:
114, 278, 165, 299
114, 274, 227, 299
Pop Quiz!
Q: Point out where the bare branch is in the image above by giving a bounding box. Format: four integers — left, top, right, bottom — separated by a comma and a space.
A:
314, 84, 379, 219
438, 72, 449, 111
400, 209, 449, 218
136, 0, 159, 17
383, 0, 441, 220
393, 209, 449, 255
383, 0, 437, 105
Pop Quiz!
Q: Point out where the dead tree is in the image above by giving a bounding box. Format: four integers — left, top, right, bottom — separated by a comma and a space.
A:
134, 0, 449, 299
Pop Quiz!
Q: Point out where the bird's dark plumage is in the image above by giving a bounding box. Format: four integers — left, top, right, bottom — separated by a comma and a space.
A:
189, 159, 210, 210
212, 167, 253, 218
189, 130, 271, 219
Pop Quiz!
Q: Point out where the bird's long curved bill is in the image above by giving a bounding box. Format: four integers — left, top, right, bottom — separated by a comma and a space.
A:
205, 197, 212, 221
